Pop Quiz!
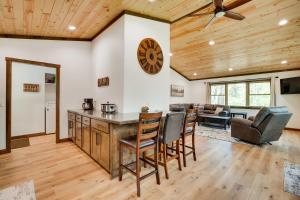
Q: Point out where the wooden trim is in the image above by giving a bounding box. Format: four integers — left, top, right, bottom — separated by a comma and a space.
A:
6, 59, 12, 154
0, 149, 10, 155
91, 10, 170, 40
0, 34, 90, 41
58, 138, 72, 143
5, 57, 60, 68
284, 127, 300, 131
172, 2, 213, 23
190, 68, 300, 81
5, 58, 61, 154
170, 66, 191, 81
124, 10, 171, 24
10, 132, 51, 140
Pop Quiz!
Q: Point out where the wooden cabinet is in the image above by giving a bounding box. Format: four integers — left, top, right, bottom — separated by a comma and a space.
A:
91, 129, 110, 171
82, 121, 91, 155
69, 113, 110, 172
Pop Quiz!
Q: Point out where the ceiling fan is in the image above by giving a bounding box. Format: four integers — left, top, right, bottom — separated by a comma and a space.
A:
187, 0, 251, 29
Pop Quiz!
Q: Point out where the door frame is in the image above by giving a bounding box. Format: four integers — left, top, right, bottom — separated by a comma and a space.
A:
5, 57, 61, 153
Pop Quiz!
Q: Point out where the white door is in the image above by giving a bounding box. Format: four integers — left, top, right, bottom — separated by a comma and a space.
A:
45, 102, 56, 134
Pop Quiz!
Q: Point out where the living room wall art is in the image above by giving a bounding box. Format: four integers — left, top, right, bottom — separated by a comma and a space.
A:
171, 84, 184, 97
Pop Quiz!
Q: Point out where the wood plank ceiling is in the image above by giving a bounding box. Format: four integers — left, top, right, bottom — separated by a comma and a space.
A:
0, 0, 299, 80
0, 0, 212, 39
171, 0, 300, 80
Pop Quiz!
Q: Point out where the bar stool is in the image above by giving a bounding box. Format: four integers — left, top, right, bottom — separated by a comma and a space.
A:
181, 109, 197, 167
159, 112, 185, 179
144, 112, 185, 179
118, 112, 162, 197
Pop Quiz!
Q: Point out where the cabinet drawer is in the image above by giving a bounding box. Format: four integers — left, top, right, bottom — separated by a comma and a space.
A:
76, 114, 82, 122
82, 116, 90, 125
91, 119, 109, 133
68, 112, 75, 120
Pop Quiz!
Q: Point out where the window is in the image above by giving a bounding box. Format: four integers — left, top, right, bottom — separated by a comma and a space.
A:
228, 83, 246, 106
210, 80, 271, 108
210, 84, 225, 105
249, 82, 271, 107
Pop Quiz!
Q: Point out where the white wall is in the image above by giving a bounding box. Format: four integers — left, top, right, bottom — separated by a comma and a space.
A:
12, 63, 55, 136
92, 14, 170, 113
123, 15, 170, 113
0, 38, 92, 150
92, 16, 125, 112
188, 71, 300, 129
170, 69, 192, 104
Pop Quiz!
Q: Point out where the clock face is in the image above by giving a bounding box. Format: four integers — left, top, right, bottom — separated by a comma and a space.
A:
137, 38, 164, 74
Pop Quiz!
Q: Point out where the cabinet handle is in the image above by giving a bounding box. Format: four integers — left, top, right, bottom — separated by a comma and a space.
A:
96, 132, 101, 145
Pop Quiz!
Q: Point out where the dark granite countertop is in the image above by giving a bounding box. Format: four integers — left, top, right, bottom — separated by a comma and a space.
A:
68, 109, 168, 125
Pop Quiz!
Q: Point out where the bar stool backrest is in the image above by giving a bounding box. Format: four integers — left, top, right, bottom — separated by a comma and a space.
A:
183, 109, 197, 134
162, 112, 185, 144
137, 112, 163, 145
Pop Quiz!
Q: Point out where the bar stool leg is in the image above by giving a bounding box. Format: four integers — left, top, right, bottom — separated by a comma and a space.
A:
136, 149, 141, 197
163, 144, 169, 179
176, 140, 182, 171
182, 135, 187, 167
143, 152, 147, 168
118, 142, 123, 181
154, 142, 160, 185
192, 133, 196, 161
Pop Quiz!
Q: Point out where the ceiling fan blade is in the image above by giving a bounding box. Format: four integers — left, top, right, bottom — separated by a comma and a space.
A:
188, 11, 214, 17
204, 16, 216, 29
214, 0, 223, 8
224, 11, 245, 20
224, 0, 252, 11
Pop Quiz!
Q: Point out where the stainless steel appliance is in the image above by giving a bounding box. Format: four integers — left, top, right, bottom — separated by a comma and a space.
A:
82, 98, 94, 110
101, 102, 117, 113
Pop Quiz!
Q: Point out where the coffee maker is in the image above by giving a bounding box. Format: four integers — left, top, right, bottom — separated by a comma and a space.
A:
82, 98, 94, 110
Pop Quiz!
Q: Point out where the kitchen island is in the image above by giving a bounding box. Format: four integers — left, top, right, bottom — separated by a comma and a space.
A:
67, 109, 167, 178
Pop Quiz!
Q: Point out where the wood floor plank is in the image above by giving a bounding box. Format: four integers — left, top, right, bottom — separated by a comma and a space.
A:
0, 130, 299, 200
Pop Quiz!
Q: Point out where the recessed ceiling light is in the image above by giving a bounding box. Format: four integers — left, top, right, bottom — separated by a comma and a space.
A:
193, 73, 197, 76
278, 19, 288, 26
148, 0, 156, 2
281, 60, 288, 64
228, 68, 233, 71
209, 40, 215, 46
68, 25, 76, 30
169, 53, 173, 56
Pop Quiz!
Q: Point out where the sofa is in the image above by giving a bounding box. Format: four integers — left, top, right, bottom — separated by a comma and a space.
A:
198, 104, 231, 121
231, 106, 292, 144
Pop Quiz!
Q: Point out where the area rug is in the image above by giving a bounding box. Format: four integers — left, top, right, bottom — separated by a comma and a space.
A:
0, 180, 36, 200
284, 162, 300, 196
195, 125, 249, 145
11, 137, 30, 149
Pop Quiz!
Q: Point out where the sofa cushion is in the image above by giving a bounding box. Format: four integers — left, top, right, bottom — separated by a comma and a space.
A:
203, 110, 215, 114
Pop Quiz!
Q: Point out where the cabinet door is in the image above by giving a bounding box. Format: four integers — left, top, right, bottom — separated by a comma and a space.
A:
72, 120, 76, 142
75, 122, 82, 147
99, 131, 110, 171
91, 129, 101, 163
68, 120, 73, 138
82, 124, 91, 155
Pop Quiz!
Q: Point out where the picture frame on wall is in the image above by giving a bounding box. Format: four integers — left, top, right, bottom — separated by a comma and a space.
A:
170, 84, 184, 97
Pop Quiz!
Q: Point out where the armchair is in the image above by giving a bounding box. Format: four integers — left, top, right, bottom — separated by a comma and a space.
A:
231, 106, 292, 144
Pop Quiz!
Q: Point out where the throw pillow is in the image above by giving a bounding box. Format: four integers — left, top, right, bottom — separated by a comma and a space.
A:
215, 106, 223, 115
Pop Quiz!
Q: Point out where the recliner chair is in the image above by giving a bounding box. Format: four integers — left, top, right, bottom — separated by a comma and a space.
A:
231, 106, 292, 144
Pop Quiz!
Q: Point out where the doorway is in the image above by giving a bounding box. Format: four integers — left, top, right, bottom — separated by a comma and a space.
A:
5, 57, 60, 153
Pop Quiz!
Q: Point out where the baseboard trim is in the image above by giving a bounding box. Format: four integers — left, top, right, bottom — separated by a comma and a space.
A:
0, 149, 10, 155
58, 138, 71, 143
284, 127, 300, 131
11, 132, 49, 140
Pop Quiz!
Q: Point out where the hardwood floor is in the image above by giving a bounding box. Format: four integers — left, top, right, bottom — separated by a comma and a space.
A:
0, 130, 299, 200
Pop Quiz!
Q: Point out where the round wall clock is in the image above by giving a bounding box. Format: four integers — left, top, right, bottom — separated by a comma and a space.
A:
137, 38, 164, 75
